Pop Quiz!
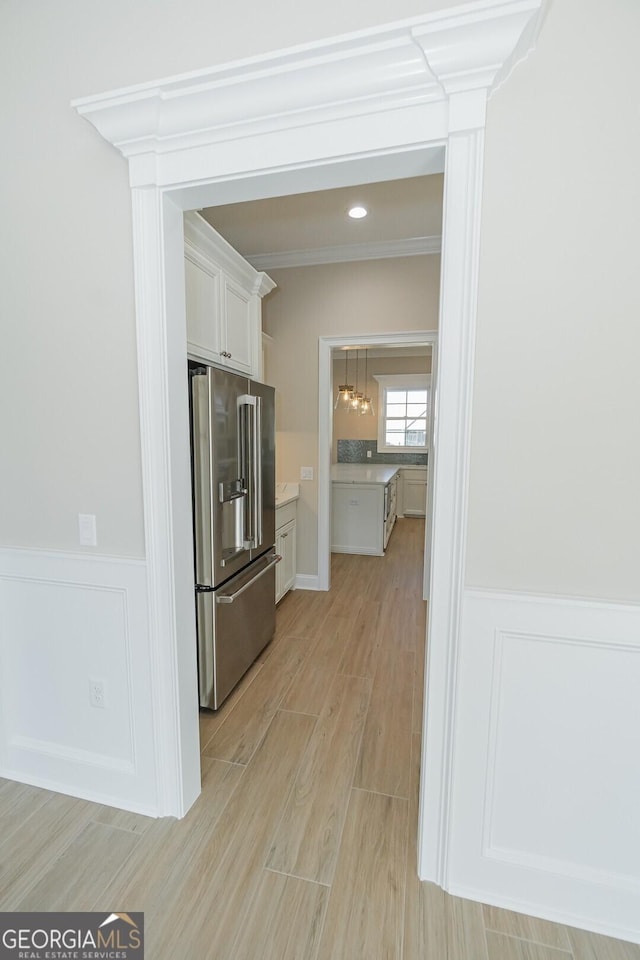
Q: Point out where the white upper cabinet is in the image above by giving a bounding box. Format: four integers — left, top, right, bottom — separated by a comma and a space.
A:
222, 275, 254, 375
184, 212, 275, 378
184, 247, 223, 364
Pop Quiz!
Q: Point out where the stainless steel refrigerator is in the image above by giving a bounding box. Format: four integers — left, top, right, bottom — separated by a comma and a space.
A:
189, 363, 278, 710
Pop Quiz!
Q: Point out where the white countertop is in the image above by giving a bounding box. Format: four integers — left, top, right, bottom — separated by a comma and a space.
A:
275, 482, 300, 506
331, 463, 401, 485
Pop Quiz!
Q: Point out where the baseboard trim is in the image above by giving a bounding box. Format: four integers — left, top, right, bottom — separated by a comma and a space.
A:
0, 764, 159, 819
330, 546, 383, 557
9, 735, 135, 775
294, 573, 322, 591
447, 881, 640, 947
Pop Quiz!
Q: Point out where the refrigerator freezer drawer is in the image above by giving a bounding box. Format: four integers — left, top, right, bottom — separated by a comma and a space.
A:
197, 551, 279, 710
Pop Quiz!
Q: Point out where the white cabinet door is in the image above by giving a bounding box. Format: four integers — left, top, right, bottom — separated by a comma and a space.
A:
185, 252, 223, 365
222, 276, 255, 376
276, 518, 296, 602
401, 468, 428, 517
331, 483, 384, 556
403, 473, 428, 517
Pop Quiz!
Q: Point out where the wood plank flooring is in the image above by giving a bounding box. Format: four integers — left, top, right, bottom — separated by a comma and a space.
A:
0, 517, 638, 959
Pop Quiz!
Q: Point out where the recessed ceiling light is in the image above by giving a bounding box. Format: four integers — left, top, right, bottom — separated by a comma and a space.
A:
348, 205, 368, 220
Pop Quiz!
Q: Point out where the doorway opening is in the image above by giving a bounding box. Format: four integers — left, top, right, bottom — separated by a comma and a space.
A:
319, 333, 438, 596
164, 132, 466, 883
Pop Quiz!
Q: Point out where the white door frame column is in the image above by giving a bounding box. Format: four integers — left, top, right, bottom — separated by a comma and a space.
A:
72, 1, 543, 886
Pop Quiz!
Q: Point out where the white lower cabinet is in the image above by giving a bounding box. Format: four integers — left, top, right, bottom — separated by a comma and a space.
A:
332, 482, 385, 556
400, 468, 428, 517
275, 501, 297, 603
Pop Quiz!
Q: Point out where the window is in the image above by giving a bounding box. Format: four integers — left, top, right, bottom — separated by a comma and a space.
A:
374, 374, 431, 454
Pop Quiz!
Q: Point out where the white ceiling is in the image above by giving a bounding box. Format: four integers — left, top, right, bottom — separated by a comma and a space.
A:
199, 174, 444, 269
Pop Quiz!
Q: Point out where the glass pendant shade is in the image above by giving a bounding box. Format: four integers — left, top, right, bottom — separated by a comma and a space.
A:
334, 383, 353, 410
359, 396, 374, 416
349, 391, 363, 412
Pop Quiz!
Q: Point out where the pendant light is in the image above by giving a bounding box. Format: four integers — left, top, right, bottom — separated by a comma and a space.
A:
334, 349, 353, 410
359, 348, 375, 416
349, 349, 363, 412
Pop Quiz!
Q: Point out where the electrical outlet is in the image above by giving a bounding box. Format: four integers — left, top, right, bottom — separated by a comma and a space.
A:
300, 466, 314, 481
89, 679, 106, 709
366, 450, 372, 458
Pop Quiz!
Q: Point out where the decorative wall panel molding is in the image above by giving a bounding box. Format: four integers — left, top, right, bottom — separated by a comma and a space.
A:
0, 547, 157, 814
450, 588, 640, 943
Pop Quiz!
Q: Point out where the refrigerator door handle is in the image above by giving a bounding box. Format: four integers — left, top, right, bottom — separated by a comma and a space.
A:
216, 553, 281, 604
238, 394, 262, 549
254, 395, 263, 547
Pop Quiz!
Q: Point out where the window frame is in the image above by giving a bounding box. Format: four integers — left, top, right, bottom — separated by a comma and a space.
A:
374, 373, 431, 454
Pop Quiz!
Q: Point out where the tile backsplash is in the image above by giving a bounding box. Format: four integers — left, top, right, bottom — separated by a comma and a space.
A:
337, 439, 427, 466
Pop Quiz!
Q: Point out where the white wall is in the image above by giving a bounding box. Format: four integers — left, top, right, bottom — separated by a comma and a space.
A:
263, 257, 440, 577
466, 0, 640, 604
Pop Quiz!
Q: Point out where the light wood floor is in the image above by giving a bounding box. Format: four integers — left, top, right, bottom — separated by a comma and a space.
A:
1, 518, 638, 959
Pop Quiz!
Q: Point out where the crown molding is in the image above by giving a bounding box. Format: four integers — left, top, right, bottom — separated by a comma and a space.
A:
72, 0, 544, 171
184, 211, 275, 295
245, 235, 441, 270
411, 0, 545, 98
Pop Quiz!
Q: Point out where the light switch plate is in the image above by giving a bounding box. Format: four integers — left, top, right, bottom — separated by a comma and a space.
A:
78, 513, 97, 546
300, 466, 314, 481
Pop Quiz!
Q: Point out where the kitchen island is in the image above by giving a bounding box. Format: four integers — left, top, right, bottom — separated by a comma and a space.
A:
331, 464, 400, 555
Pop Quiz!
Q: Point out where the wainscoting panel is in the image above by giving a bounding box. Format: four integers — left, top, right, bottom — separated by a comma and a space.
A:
0, 547, 158, 815
449, 588, 640, 943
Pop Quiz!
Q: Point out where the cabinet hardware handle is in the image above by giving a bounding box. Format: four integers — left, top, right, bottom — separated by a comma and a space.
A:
281, 532, 288, 538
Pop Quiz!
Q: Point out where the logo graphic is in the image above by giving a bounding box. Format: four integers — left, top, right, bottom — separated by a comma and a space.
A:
0, 911, 144, 959
100, 913, 139, 929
